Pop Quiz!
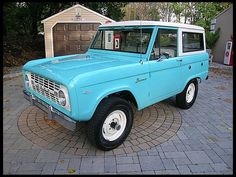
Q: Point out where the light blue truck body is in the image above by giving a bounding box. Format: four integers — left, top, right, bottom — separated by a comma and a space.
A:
22, 24, 209, 122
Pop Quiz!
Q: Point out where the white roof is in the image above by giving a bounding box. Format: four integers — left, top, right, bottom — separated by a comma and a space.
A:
41, 4, 115, 23
100, 20, 204, 30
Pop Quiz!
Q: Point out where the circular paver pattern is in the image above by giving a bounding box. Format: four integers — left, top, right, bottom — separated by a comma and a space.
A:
17, 98, 182, 155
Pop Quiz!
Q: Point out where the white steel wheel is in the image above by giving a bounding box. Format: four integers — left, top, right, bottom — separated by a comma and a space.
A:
176, 79, 198, 109
102, 110, 127, 141
87, 96, 133, 151
186, 83, 195, 103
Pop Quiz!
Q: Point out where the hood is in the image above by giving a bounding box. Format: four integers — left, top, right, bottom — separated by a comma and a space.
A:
23, 53, 136, 85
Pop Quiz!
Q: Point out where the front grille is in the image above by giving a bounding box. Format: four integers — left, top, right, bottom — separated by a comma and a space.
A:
30, 72, 61, 104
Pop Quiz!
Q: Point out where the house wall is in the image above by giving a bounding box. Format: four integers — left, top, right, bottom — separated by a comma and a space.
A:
212, 6, 233, 64
43, 6, 109, 58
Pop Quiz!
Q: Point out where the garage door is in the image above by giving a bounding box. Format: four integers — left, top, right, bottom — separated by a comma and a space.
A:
53, 23, 100, 56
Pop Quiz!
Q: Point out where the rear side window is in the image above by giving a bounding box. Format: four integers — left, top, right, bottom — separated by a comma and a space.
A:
182, 32, 204, 53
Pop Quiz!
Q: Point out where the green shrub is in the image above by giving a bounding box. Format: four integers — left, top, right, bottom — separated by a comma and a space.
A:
3, 35, 45, 67
206, 28, 220, 49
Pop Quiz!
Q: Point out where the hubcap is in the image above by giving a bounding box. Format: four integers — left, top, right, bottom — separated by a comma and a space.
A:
102, 110, 127, 141
186, 83, 195, 103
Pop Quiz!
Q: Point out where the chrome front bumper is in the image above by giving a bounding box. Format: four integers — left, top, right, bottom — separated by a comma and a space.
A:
23, 90, 76, 131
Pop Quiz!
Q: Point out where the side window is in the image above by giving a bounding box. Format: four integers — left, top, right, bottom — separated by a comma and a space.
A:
182, 32, 204, 52
151, 29, 177, 60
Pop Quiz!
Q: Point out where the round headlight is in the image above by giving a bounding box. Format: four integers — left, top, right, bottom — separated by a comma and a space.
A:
59, 90, 66, 106
25, 74, 30, 87
25, 74, 29, 81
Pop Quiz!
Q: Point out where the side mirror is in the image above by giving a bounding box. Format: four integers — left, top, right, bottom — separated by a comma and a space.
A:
150, 49, 156, 60
150, 50, 155, 60
162, 52, 170, 59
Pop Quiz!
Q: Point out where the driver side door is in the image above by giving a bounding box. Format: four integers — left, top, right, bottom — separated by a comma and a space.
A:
149, 27, 182, 103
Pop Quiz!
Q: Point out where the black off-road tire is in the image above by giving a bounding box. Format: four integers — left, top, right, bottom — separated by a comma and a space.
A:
87, 96, 133, 151
176, 79, 198, 109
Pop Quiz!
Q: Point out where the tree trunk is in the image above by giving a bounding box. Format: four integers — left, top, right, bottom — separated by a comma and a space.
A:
167, 4, 171, 22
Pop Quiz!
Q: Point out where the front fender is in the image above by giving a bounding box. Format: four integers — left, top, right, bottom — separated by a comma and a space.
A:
75, 74, 150, 121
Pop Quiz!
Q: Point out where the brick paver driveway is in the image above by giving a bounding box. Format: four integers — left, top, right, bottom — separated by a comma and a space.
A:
3, 65, 233, 174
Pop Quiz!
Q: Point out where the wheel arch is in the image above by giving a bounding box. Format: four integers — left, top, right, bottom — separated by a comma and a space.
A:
181, 76, 199, 93
76, 82, 143, 121
97, 89, 139, 109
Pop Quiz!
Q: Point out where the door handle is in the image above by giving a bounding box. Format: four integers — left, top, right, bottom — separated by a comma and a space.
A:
176, 59, 182, 62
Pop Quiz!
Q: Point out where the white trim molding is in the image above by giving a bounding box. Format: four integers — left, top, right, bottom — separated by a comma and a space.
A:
178, 28, 206, 57
101, 20, 204, 31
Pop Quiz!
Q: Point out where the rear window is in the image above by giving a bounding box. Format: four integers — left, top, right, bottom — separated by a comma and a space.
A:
182, 32, 204, 53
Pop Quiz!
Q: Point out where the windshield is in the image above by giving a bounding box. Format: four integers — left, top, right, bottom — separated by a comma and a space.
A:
90, 28, 153, 54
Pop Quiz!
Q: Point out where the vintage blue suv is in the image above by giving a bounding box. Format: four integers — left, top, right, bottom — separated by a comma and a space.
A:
23, 21, 209, 150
